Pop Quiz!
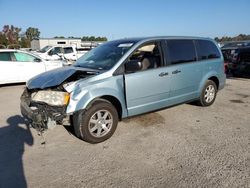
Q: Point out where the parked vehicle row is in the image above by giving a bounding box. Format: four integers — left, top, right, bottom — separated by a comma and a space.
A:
20, 36, 226, 143
221, 41, 250, 77
0, 49, 63, 84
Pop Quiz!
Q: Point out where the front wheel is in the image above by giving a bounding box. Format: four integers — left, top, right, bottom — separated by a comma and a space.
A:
198, 80, 217, 107
73, 100, 118, 143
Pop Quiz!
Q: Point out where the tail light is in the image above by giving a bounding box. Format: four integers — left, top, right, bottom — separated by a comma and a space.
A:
224, 61, 228, 73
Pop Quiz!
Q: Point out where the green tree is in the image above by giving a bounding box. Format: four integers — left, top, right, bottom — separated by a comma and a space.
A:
89, 36, 96, 41
99, 36, 107, 41
81, 36, 89, 41
54, 36, 65, 38
215, 34, 250, 43
19, 37, 30, 48
81, 36, 108, 41
0, 32, 8, 47
25, 27, 40, 41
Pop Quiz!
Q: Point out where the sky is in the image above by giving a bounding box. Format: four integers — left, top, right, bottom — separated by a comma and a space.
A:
0, 0, 250, 40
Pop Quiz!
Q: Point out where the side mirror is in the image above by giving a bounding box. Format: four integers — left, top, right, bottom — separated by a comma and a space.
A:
34, 58, 41, 62
56, 53, 63, 57
125, 60, 142, 73
56, 53, 65, 60
48, 50, 53, 56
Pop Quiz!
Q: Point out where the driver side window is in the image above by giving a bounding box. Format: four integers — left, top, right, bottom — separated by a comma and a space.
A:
49, 47, 63, 55
125, 42, 162, 73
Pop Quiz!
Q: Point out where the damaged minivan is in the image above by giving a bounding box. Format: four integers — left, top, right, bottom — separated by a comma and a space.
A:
21, 37, 226, 143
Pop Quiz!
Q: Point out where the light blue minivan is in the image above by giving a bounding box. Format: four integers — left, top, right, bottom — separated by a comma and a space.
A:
21, 36, 226, 143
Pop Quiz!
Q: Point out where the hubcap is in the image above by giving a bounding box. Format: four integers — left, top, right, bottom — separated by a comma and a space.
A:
204, 85, 215, 103
88, 110, 113, 138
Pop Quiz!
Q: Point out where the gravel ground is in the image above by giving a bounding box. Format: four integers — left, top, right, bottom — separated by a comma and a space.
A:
0, 78, 250, 188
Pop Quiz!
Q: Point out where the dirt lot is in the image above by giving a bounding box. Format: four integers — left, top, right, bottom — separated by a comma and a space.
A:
0, 78, 250, 188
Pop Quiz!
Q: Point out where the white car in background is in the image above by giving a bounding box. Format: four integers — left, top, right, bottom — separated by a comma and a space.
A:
34, 45, 86, 62
0, 49, 63, 84
34, 45, 64, 61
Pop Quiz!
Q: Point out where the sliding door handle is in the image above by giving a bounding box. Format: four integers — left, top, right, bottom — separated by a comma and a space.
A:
159, 72, 168, 77
172, 70, 181, 74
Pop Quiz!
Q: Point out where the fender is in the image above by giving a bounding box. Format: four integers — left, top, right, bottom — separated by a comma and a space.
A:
198, 70, 219, 94
66, 75, 128, 118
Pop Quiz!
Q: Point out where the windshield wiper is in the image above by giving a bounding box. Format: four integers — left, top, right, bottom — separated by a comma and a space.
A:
74, 64, 102, 72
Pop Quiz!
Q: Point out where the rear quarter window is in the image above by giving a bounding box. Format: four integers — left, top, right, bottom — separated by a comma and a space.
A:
166, 40, 197, 64
196, 40, 221, 60
0, 52, 11, 61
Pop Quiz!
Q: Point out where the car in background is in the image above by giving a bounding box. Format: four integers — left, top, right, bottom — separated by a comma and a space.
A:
0, 49, 63, 84
221, 41, 250, 49
34, 45, 86, 63
221, 43, 250, 77
34, 45, 65, 61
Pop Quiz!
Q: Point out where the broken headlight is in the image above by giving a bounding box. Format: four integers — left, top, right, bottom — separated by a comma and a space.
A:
31, 91, 70, 106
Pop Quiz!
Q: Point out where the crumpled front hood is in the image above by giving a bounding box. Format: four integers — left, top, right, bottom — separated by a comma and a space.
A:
27, 66, 99, 90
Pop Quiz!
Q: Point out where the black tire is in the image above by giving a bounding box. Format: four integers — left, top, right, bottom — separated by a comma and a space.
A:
73, 99, 118, 144
198, 80, 217, 107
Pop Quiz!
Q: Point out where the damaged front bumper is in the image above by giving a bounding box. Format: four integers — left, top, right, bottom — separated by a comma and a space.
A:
20, 89, 68, 132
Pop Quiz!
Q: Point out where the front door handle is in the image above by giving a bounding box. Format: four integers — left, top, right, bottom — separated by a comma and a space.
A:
159, 72, 168, 77
172, 70, 181, 74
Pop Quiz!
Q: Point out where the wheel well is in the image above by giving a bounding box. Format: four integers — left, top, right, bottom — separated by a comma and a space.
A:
100, 95, 122, 120
208, 76, 219, 89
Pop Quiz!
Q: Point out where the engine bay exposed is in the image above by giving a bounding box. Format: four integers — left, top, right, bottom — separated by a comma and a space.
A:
27, 66, 100, 90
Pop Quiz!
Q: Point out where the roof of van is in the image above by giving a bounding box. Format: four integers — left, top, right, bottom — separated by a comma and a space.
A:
124, 36, 210, 39
109, 36, 213, 43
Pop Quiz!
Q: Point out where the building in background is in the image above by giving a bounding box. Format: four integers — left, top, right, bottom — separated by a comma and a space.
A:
31, 38, 103, 50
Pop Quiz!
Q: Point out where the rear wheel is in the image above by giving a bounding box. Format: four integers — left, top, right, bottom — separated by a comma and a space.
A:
198, 80, 217, 106
73, 99, 118, 143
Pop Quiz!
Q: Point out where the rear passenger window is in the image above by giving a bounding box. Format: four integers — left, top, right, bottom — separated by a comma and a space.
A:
167, 40, 196, 64
196, 40, 221, 60
0, 52, 11, 61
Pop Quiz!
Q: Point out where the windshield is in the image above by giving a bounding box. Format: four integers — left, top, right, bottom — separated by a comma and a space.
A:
74, 40, 136, 70
39, 45, 52, 53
